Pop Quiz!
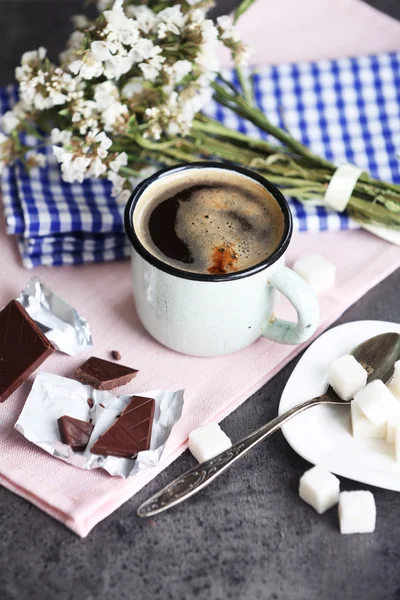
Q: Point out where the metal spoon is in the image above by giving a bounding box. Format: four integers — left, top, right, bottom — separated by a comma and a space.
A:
138, 332, 400, 518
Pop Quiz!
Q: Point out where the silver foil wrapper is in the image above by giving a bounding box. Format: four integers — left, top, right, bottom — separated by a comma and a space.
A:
15, 372, 185, 478
17, 277, 92, 355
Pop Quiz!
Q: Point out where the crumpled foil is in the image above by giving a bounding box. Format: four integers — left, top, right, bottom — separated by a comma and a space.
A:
17, 277, 92, 355
15, 372, 185, 478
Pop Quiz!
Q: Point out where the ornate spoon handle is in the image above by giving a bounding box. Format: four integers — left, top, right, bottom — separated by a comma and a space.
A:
137, 397, 322, 518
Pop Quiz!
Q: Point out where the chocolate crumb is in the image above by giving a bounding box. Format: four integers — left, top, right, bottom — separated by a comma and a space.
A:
89, 418, 93, 424
111, 350, 121, 361
99, 403, 105, 408
87, 398, 94, 409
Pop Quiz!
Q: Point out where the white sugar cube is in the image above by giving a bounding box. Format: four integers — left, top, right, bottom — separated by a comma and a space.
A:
354, 380, 399, 426
351, 401, 386, 440
394, 426, 400, 462
188, 422, 232, 463
386, 381, 400, 444
299, 465, 340, 514
388, 380, 400, 402
338, 491, 376, 534
293, 254, 336, 294
386, 396, 400, 443
328, 355, 368, 401
391, 361, 400, 395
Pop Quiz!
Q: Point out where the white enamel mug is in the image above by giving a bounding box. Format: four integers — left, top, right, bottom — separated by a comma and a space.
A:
124, 163, 319, 357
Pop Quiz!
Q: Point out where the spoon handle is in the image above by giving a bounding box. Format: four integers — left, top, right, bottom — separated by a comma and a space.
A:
137, 397, 322, 518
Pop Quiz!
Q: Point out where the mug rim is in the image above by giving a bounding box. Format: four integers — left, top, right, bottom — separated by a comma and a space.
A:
124, 161, 293, 282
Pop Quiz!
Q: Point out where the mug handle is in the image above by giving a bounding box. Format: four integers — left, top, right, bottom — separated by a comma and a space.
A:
262, 266, 320, 345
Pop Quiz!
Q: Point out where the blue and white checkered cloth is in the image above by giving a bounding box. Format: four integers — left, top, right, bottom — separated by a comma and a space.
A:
1, 50, 400, 268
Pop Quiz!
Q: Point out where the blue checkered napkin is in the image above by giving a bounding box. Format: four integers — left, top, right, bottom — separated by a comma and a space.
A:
2, 51, 400, 267
19, 232, 130, 268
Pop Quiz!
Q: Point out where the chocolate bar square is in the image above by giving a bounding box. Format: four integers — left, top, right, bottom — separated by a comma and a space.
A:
0, 300, 54, 402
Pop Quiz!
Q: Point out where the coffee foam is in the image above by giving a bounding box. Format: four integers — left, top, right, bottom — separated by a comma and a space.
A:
134, 168, 285, 275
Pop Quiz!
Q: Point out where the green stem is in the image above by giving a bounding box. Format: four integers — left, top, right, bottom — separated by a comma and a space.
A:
212, 82, 333, 170
236, 66, 254, 106
120, 166, 143, 177
192, 117, 282, 154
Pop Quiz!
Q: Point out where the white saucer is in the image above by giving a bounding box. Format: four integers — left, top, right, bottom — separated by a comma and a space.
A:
279, 320, 400, 491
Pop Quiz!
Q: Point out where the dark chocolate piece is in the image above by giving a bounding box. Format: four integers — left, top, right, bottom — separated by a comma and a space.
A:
87, 397, 94, 409
0, 300, 54, 403
111, 350, 121, 361
99, 403, 105, 408
91, 396, 155, 459
58, 416, 94, 452
74, 356, 138, 390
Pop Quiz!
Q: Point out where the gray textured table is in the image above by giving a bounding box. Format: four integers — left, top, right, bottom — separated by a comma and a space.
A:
1, 2, 400, 599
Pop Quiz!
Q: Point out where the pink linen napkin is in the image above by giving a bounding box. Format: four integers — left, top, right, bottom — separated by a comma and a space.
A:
0, 216, 399, 536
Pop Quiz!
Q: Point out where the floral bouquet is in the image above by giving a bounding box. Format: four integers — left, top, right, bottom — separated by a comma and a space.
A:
1, 0, 400, 234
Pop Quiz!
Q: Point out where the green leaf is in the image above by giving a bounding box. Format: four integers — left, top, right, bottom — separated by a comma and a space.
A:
234, 0, 256, 23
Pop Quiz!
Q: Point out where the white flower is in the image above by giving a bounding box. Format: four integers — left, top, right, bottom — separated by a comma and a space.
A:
157, 6, 185, 35
190, 9, 205, 27
139, 63, 158, 82
235, 45, 253, 67
216, 15, 232, 30
53, 145, 72, 163
103, 52, 136, 80
187, 0, 203, 4
101, 102, 128, 132
62, 156, 91, 183
91, 41, 113, 62
126, 5, 157, 34
1, 110, 20, 134
196, 20, 220, 74
30, 93, 53, 110
104, 1, 140, 46
51, 128, 72, 145
96, 132, 113, 156
157, 23, 168, 40
172, 60, 192, 83
87, 156, 107, 177
94, 81, 120, 111
69, 50, 103, 79
188, 86, 213, 115
133, 38, 155, 61
201, 19, 219, 44
94, 130, 112, 149
69, 99, 98, 134
71, 14, 90, 29
21, 47, 47, 65
108, 170, 126, 196
48, 90, 68, 106
109, 151, 128, 172
217, 15, 240, 43
139, 45, 165, 82
26, 150, 46, 168
121, 78, 143, 99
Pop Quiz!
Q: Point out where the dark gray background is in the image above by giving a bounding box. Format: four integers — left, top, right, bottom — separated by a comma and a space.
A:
0, 2, 400, 600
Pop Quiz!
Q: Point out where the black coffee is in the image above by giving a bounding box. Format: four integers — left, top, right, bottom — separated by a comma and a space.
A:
135, 169, 285, 275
